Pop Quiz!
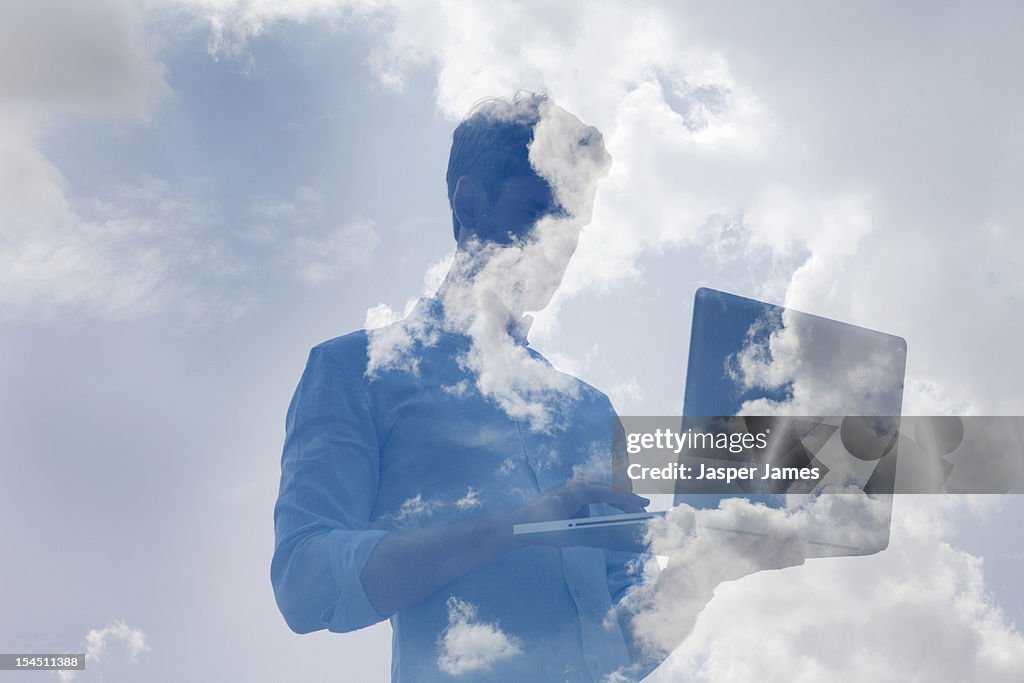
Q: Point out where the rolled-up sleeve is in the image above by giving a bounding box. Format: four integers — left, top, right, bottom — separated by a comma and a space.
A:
271, 338, 389, 634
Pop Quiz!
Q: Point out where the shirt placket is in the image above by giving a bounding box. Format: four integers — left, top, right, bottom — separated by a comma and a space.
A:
513, 408, 630, 683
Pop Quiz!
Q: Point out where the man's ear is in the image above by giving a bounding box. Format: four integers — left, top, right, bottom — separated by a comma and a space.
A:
452, 175, 488, 244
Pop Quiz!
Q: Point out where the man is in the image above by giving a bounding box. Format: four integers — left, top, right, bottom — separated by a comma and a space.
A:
272, 93, 662, 682
271, 94, 801, 682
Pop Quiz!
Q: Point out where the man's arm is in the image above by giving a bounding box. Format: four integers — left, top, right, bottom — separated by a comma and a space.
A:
272, 340, 387, 634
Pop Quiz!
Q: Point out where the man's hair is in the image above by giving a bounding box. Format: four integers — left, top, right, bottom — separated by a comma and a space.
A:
445, 92, 550, 241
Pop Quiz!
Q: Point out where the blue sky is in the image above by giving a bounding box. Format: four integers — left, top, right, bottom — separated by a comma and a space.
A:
2, 1, 1023, 681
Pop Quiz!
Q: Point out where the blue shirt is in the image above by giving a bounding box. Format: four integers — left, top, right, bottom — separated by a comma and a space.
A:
272, 299, 643, 682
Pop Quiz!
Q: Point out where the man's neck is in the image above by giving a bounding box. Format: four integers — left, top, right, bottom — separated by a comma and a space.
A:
435, 274, 531, 345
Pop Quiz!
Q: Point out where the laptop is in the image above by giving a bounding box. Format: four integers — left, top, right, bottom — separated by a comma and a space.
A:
513, 287, 907, 556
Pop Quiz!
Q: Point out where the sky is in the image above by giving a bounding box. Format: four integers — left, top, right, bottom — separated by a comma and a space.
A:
1, 1, 1023, 681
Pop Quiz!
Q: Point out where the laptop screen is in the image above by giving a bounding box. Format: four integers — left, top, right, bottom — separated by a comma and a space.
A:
683, 287, 906, 418
677, 288, 907, 540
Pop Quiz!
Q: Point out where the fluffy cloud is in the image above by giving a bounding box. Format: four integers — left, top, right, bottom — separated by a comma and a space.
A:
364, 250, 454, 330
1, 177, 248, 321
169, 0, 778, 301
729, 305, 906, 416
595, 496, 1024, 683
389, 487, 486, 525
174, 0, 1024, 417
610, 494, 890, 671
1, 3, 383, 322
0, 1, 230, 321
637, 497, 1024, 682
250, 186, 379, 284
454, 487, 482, 510
436, 597, 523, 676
84, 620, 149, 664
56, 619, 149, 682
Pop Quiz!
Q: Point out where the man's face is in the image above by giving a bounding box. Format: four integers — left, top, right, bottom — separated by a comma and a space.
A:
480, 173, 565, 242
452, 103, 610, 315
470, 173, 585, 314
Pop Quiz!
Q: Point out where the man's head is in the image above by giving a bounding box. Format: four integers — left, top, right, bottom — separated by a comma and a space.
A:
445, 93, 610, 247
442, 94, 611, 314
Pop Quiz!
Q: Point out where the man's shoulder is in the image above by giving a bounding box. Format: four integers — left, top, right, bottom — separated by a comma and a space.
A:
306, 330, 372, 375
311, 329, 370, 356
574, 376, 617, 414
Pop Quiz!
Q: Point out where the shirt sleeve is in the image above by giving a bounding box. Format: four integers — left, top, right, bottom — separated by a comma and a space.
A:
271, 338, 389, 634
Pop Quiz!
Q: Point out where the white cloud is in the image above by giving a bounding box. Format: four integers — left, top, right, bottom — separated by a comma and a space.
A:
1, 177, 248, 321
454, 487, 482, 510
393, 493, 444, 523
84, 620, 149, 664
364, 237, 586, 431
364, 302, 404, 330
0, 176, 380, 322
0, 4, 383, 322
571, 440, 617, 481
622, 498, 1024, 683
728, 305, 905, 416
0, 1, 245, 322
436, 597, 523, 676
363, 250, 453, 331
56, 619, 150, 682
441, 379, 471, 397
165, 0, 367, 57
364, 301, 440, 378
171, 0, 775, 296
388, 486, 492, 528
173, 0, 1024, 417
608, 376, 644, 413
612, 495, 889, 668
251, 186, 379, 284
